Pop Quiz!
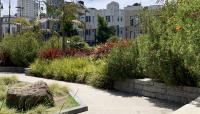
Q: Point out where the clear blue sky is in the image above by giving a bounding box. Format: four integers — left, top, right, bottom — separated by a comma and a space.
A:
1, 0, 158, 16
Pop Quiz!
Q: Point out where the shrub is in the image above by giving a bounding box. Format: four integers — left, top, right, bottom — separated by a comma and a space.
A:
137, 34, 198, 86
136, 35, 161, 80
91, 42, 116, 59
29, 59, 49, 77
140, 0, 200, 86
65, 48, 92, 57
0, 32, 40, 67
41, 36, 61, 49
107, 36, 120, 43
38, 48, 64, 59
68, 35, 90, 50
107, 41, 144, 81
87, 59, 113, 88
30, 58, 96, 83
0, 46, 13, 66
29, 57, 112, 88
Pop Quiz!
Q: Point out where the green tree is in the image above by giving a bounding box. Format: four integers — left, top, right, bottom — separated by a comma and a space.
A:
96, 16, 116, 43
12, 17, 31, 26
45, 1, 84, 50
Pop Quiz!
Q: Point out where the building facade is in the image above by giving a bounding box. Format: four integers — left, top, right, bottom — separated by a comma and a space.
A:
0, 15, 17, 38
78, 1, 150, 43
124, 5, 142, 39
98, 1, 125, 38
17, 0, 39, 20
79, 1, 126, 43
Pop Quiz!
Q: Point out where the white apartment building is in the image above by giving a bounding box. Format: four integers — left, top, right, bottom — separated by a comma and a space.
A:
79, 8, 98, 43
98, 1, 125, 38
79, 1, 125, 43
124, 5, 142, 39
17, 0, 39, 20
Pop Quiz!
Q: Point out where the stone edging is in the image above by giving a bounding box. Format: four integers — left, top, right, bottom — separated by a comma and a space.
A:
54, 91, 88, 114
114, 78, 200, 104
0, 67, 25, 73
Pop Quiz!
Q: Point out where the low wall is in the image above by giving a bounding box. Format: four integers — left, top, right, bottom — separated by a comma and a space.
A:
114, 78, 200, 104
0, 67, 25, 73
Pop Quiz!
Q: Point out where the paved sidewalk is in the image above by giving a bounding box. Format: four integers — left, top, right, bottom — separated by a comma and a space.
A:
0, 73, 181, 114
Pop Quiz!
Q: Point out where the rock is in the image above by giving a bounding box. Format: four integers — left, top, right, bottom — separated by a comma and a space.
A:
6, 81, 54, 110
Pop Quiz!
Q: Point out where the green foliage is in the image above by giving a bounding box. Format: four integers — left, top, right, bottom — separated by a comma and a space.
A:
0, 107, 16, 114
107, 36, 120, 43
30, 57, 111, 88
49, 84, 69, 97
0, 77, 78, 114
12, 17, 31, 26
0, 77, 18, 101
107, 41, 143, 81
46, 1, 82, 37
41, 36, 61, 50
0, 77, 18, 85
30, 58, 96, 83
96, 16, 116, 43
87, 59, 112, 88
0, 31, 41, 67
139, 0, 200, 86
26, 105, 49, 114
68, 36, 90, 50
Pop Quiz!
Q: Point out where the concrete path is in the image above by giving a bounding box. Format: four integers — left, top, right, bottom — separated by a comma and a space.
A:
173, 97, 200, 114
0, 73, 181, 114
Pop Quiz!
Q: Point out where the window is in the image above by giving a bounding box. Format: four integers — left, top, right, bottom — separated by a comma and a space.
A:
106, 16, 111, 22
86, 29, 91, 35
130, 19, 134, 26
86, 16, 91, 22
130, 16, 139, 26
134, 16, 139, 26
117, 25, 119, 36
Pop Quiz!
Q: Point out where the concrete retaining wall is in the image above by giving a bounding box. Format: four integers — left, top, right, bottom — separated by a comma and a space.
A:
0, 67, 25, 73
114, 78, 200, 104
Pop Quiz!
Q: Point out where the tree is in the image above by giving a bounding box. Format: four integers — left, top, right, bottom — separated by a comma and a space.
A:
45, 1, 84, 50
96, 16, 116, 43
12, 17, 31, 26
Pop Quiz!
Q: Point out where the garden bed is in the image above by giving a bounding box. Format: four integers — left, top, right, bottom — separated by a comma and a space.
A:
0, 77, 88, 114
114, 78, 200, 104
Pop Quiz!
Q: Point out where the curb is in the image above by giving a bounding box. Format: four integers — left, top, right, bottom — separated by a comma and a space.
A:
54, 91, 88, 114
0, 67, 25, 73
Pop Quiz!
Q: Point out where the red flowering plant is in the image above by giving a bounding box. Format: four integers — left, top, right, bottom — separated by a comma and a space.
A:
91, 39, 130, 58
65, 48, 92, 57
38, 48, 64, 59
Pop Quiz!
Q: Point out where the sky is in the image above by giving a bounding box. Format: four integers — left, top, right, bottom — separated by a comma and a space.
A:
1, 0, 158, 16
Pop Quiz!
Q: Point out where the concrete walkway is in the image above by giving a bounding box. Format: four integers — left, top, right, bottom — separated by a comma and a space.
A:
0, 73, 181, 114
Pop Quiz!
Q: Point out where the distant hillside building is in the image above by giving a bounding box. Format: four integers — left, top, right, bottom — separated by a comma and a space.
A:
17, 0, 39, 20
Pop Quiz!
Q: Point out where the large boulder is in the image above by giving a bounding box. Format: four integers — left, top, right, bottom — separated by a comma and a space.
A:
6, 81, 54, 110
